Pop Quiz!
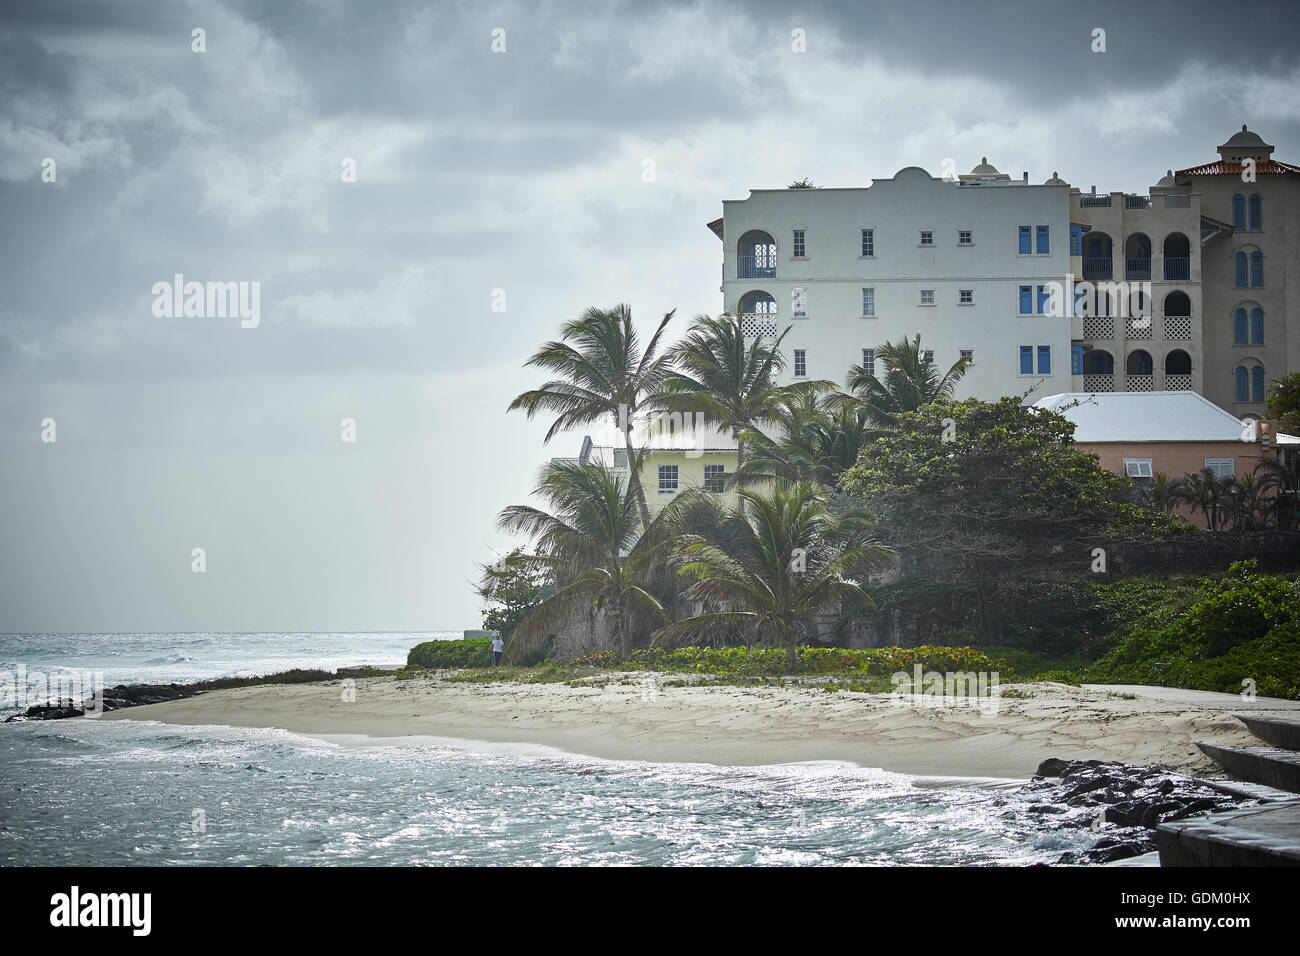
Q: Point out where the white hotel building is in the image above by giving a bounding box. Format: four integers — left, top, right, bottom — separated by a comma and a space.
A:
708, 160, 1074, 400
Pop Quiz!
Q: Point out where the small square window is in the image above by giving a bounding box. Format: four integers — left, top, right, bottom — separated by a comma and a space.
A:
921, 350, 934, 364
960, 349, 973, 364
1204, 458, 1234, 480
792, 288, 806, 317
704, 464, 726, 493
792, 229, 806, 258
920, 289, 935, 305
861, 229, 874, 257
793, 349, 807, 377
958, 230, 973, 245
920, 231, 934, 245
658, 465, 679, 494
862, 288, 875, 316
959, 289, 973, 305
1123, 459, 1153, 478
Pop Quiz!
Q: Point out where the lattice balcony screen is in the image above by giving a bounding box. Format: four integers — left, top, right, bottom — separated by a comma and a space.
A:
1164, 315, 1192, 340
1082, 316, 1114, 339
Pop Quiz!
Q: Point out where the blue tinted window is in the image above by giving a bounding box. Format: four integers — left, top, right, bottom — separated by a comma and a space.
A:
1019, 226, 1031, 255
1020, 346, 1033, 374
1019, 285, 1032, 314
1038, 346, 1051, 374
1036, 225, 1049, 254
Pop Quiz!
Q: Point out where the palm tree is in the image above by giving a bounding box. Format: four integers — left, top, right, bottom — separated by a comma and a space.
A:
1253, 455, 1300, 530
846, 334, 968, 431
493, 458, 688, 657
1171, 468, 1235, 530
737, 386, 870, 488
508, 304, 675, 529
655, 482, 897, 664
661, 314, 798, 474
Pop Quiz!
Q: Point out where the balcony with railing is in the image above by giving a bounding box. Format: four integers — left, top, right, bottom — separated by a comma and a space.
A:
1124, 195, 1152, 209
1125, 257, 1151, 280
736, 254, 777, 279
1082, 257, 1113, 280
1125, 374, 1154, 392
1163, 257, 1190, 280
1079, 195, 1112, 207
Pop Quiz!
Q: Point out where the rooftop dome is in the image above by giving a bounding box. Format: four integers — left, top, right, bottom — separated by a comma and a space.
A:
1155, 169, 1177, 186
1223, 125, 1266, 147
1044, 170, 1068, 185
959, 156, 1010, 182
1218, 125, 1274, 162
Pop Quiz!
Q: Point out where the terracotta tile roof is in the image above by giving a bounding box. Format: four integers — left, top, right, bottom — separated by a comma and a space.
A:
1176, 159, 1300, 177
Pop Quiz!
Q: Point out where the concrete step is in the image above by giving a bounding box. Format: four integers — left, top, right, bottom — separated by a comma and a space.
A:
1237, 713, 1300, 751
1159, 799, 1300, 866
1197, 743, 1300, 793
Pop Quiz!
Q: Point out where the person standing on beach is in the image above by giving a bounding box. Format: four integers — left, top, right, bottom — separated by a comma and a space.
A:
491, 634, 505, 666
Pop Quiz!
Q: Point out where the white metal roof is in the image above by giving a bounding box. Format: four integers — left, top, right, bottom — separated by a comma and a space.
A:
1032, 391, 1248, 443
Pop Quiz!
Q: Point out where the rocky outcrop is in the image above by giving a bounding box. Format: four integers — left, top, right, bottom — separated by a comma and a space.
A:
1025, 758, 1263, 864
4, 683, 197, 722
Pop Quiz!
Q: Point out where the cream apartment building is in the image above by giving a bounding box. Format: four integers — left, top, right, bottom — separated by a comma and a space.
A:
708, 161, 1073, 402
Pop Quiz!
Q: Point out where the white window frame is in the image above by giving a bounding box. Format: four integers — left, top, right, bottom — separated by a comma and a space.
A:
921, 350, 934, 364
792, 287, 807, 317
919, 230, 934, 246
792, 229, 806, 259
1123, 458, 1154, 478
860, 228, 875, 257
862, 287, 875, 317
958, 229, 973, 245
658, 464, 679, 494
793, 349, 807, 377
960, 349, 974, 365
920, 289, 935, 306
959, 289, 973, 305
862, 348, 875, 377
1204, 458, 1235, 479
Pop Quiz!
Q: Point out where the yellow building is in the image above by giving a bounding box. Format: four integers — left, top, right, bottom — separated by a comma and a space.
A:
559, 420, 740, 516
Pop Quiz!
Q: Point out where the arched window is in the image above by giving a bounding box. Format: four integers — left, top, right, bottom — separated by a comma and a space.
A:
1234, 251, 1248, 287
1235, 366, 1249, 403
1232, 194, 1246, 228
1126, 350, 1153, 375
1250, 307, 1264, 345
1248, 193, 1262, 231
1234, 308, 1248, 344
1250, 251, 1264, 287
1164, 349, 1191, 375
1252, 366, 1265, 402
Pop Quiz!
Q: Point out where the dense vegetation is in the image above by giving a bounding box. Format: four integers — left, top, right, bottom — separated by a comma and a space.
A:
473, 302, 1299, 698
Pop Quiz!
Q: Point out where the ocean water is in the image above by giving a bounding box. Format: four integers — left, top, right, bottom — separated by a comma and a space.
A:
0, 633, 1097, 866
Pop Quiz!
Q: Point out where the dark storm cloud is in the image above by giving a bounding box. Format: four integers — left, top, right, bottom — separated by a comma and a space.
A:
2, 0, 1298, 629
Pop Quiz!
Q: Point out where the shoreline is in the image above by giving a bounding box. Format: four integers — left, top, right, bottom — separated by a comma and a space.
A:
99, 673, 1300, 778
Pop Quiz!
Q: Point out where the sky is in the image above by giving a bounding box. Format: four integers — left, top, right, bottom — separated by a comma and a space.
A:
2, 0, 1299, 632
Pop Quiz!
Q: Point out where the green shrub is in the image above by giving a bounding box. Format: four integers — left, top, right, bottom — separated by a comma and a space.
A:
566, 645, 1010, 678
407, 638, 494, 669
1082, 561, 1300, 698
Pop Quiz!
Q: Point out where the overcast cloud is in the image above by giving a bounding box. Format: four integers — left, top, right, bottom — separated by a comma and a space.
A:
2, 0, 1298, 632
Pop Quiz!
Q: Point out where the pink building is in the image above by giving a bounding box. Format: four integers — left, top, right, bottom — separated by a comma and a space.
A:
1033, 391, 1282, 527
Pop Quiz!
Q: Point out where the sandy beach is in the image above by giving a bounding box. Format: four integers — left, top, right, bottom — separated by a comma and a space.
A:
102, 675, 1300, 778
